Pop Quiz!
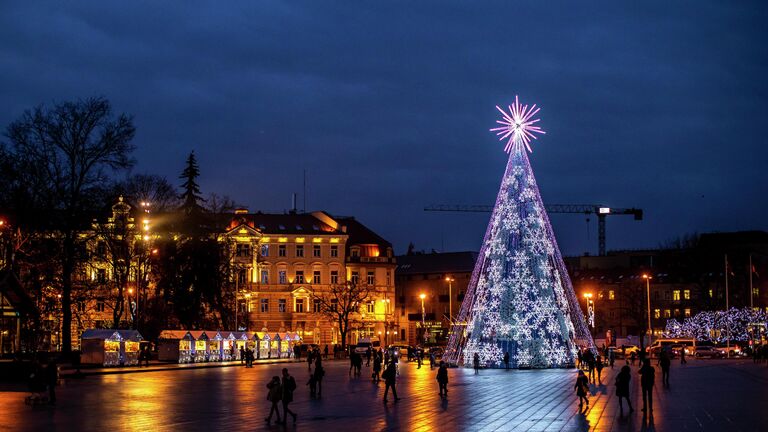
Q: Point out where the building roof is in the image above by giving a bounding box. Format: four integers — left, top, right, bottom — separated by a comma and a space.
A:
396, 251, 478, 275
81, 329, 143, 341
334, 216, 393, 249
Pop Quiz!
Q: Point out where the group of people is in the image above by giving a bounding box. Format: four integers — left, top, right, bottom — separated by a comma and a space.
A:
240, 346, 257, 367
28, 357, 59, 405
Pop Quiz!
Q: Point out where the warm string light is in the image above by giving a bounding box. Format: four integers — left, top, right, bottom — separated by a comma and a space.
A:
445, 99, 593, 368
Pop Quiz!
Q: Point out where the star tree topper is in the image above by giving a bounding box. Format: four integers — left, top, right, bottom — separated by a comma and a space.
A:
490, 95, 546, 153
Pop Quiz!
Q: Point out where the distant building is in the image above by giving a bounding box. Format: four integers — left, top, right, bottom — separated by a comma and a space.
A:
395, 251, 477, 346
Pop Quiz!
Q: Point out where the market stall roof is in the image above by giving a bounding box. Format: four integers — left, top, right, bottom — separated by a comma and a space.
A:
158, 330, 194, 340
232, 331, 249, 340
188, 330, 209, 341
207, 331, 223, 340
81, 329, 143, 341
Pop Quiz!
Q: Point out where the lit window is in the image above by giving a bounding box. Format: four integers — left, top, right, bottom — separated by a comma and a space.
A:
260, 244, 269, 257
654, 309, 660, 319
708, 289, 713, 298
278, 299, 286, 312
313, 271, 321, 284
260, 299, 269, 312
367, 302, 375, 314
296, 245, 304, 257
278, 271, 287, 284
278, 245, 286, 257
351, 248, 359, 258
664, 309, 671, 318
608, 290, 615, 300
260, 270, 269, 284
295, 298, 305, 313
683, 290, 690, 300
684, 308, 691, 317
367, 271, 375, 285
351, 271, 359, 285
295, 271, 304, 284
330, 270, 339, 284
674, 309, 680, 316
330, 245, 338, 258
672, 290, 681, 301
313, 245, 321, 258
313, 299, 322, 313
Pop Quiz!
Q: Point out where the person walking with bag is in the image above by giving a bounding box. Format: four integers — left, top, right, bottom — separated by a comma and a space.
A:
313, 357, 325, 397
265, 376, 282, 424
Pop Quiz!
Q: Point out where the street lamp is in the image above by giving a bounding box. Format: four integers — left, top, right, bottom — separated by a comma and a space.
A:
642, 274, 653, 349
419, 293, 426, 344
445, 276, 455, 325
583, 293, 594, 329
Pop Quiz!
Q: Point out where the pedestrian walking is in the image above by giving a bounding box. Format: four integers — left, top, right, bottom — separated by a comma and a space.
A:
349, 350, 356, 376
265, 376, 282, 424
314, 357, 325, 397
382, 361, 400, 403
639, 358, 655, 413
306, 373, 317, 397
372, 352, 382, 384
294, 345, 301, 361
609, 348, 615, 368
429, 351, 436, 370
596, 355, 604, 383
436, 361, 449, 398
45, 358, 58, 405
324, 344, 329, 360
366, 346, 372, 367
473, 352, 480, 374
240, 346, 246, 365
658, 350, 671, 387
575, 370, 589, 408
354, 351, 363, 376
417, 350, 422, 369
615, 365, 634, 413
630, 351, 637, 366
307, 349, 314, 371
281, 368, 297, 424
503, 351, 510, 370
680, 347, 687, 364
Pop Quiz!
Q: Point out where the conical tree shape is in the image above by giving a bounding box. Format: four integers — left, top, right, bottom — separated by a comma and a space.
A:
445, 148, 593, 368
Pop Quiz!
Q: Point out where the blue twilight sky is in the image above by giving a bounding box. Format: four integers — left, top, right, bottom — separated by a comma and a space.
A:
1, 1, 767, 256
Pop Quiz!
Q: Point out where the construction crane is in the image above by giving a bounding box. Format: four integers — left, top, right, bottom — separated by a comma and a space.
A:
424, 204, 643, 256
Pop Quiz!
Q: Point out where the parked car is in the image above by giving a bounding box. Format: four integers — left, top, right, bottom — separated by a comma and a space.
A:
388, 344, 411, 360
353, 337, 380, 356
714, 344, 744, 357
615, 345, 640, 359
694, 346, 723, 358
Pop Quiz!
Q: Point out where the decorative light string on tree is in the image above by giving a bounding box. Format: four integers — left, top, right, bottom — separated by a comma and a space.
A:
444, 96, 594, 369
664, 307, 768, 342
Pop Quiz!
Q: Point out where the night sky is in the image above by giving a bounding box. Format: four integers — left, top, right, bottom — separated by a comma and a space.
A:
2, 1, 767, 256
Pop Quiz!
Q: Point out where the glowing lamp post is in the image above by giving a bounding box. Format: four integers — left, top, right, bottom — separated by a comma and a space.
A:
583, 293, 594, 329
445, 276, 455, 324
642, 274, 653, 349
420, 293, 427, 344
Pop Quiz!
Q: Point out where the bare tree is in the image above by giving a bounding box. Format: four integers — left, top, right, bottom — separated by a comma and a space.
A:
312, 281, 372, 351
115, 174, 179, 212
4, 97, 135, 353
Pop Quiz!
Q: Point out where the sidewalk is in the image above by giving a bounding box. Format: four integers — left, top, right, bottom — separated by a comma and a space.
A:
59, 357, 299, 377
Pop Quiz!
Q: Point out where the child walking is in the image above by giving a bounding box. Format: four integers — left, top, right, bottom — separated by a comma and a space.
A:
575, 370, 589, 408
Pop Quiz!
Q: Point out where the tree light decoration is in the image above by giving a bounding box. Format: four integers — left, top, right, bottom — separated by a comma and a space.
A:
490, 95, 546, 154
663, 308, 767, 342
444, 98, 593, 369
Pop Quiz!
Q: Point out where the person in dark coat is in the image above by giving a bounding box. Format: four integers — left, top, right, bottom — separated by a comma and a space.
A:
658, 350, 671, 387
615, 365, 634, 413
639, 358, 655, 413
473, 353, 480, 374
596, 355, 604, 383
324, 344, 329, 360
382, 361, 400, 403
307, 349, 314, 371
265, 376, 282, 424
575, 370, 589, 408
240, 346, 246, 365
313, 357, 325, 397
436, 361, 449, 398
281, 368, 297, 424
372, 352, 382, 383
503, 351, 510, 370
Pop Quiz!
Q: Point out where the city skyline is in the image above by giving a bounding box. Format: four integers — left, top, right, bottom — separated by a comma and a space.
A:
2, 1, 766, 256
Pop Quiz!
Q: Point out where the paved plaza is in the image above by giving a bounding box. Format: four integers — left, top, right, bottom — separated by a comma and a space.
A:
1, 357, 765, 431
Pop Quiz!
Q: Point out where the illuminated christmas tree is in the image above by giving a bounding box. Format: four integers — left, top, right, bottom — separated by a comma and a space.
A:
444, 97, 593, 368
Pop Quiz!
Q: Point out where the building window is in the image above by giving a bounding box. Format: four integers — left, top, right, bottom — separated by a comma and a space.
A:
684, 308, 691, 317
330, 298, 338, 311
278, 299, 286, 312
386, 271, 391, 286
654, 309, 660, 319
664, 309, 671, 318
672, 290, 681, 301
330, 270, 339, 284
367, 302, 375, 314
77, 301, 86, 313
295, 271, 305, 284
279, 271, 287, 284
296, 245, 304, 257
313, 271, 321, 284
683, 289, 690, 300
351, 248, 359, 258
330, 245, 338, 258
367, 271, 375, 285
608, 290, 615, 300
96, 241, 107, 256
295, 298, 305, 313
97, 269, 107, 284
351, 271, 359, 285
260, 299, 269, 312
313, 245, 321, 257
261, 270, 269, 284
278, 244, 286, 257
96, 300, 105, 312
235, 243, 251, 257
260, 244, 269, 257
313, 299, 322, 313
708, 289, 713, 298
674, 308, 680, 317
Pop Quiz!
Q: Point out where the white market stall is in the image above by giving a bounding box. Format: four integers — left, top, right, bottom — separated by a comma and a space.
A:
80, 329, 143, 366
158, 330, 195, 363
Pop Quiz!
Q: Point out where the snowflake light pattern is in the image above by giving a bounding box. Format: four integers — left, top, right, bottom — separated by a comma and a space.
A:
443, 99, 593, 369
490, 95, 546, 154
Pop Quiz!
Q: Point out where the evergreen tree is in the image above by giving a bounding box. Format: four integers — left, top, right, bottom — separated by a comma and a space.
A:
179, 151, 204, 214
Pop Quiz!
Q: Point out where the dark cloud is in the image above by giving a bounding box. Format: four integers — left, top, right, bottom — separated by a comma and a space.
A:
2, 1, 766, 255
